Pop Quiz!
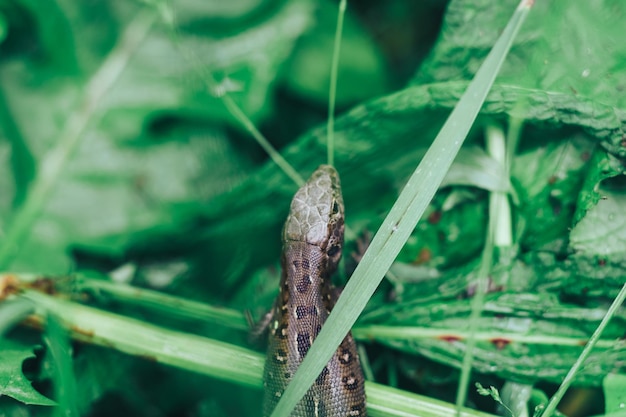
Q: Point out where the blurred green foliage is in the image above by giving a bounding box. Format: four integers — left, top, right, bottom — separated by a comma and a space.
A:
0, 0, 625, 416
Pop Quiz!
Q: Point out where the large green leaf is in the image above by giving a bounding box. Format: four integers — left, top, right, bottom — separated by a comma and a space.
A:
0, 0, 315, 273
0, 338, 55, 406
356, 291, 626, 386
415, 0, 626, 114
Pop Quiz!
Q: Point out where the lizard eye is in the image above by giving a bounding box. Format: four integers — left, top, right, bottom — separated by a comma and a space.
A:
327, 245, 340, 258
332, 201, 339, 214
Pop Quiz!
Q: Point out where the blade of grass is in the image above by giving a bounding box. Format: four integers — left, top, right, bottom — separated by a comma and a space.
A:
454, 123, 510, 415
159, 5, 305, 187
539, 282, 626, 417
0, 11, 156, 269
366, 382, 497, 417
45, 314, 79, 417
214, 81, 304, 186
269, 2, 533, 416
74, 276, 248, 331
19, 273, 620, 351
326, 0, 346, 167
16, 289, 501, 417
456, 209, 495, 415
0, 297, 35, 336
20, 289, 264, 389
486, 123, 513, 250
352, 326, 622, 349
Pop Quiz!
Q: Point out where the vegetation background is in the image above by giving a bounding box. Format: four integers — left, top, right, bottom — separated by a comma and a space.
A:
0, 0, 624, 416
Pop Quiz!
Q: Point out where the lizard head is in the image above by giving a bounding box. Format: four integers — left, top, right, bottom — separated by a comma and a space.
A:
283, 164, 345, 270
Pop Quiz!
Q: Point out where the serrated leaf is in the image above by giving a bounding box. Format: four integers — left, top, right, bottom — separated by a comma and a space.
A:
0, 338, 55, 406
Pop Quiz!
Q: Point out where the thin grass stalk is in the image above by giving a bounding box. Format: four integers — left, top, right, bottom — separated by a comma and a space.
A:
326, 0, 347, 167
13, 288, 502, 417
539, 282, 626, 417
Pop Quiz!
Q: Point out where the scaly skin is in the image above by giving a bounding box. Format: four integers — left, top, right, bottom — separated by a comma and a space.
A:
263, 165, 367, 417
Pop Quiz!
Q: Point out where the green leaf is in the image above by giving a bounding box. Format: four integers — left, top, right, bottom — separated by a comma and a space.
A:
415, 0, 626, 114
604, 373, 626, 414
0, 0, 314, 273
571, 186, 626, 259
573, 150, 624, 225
0, 338, 55, 406
202, 78, 626, 295
512, 137, 593, 249
355, 291, 626, 386
44, 314, 78, 417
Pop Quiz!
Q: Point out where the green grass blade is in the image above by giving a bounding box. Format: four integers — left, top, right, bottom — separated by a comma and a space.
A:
217, 85, 304, 186
326, 0, 346, 167
351, 326, 622, 349
17, 289, 503, 417
45, 314, 79, 417
366, 382, 496, 417
75, 276, 248, 330
455, 141, 497, 414
269, 2, 533, 416
455, 122, 516, 414
160, 6, 305, 187
20, 289, 265, 389
539, 282, 626, 417
0, 297, 35, 336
